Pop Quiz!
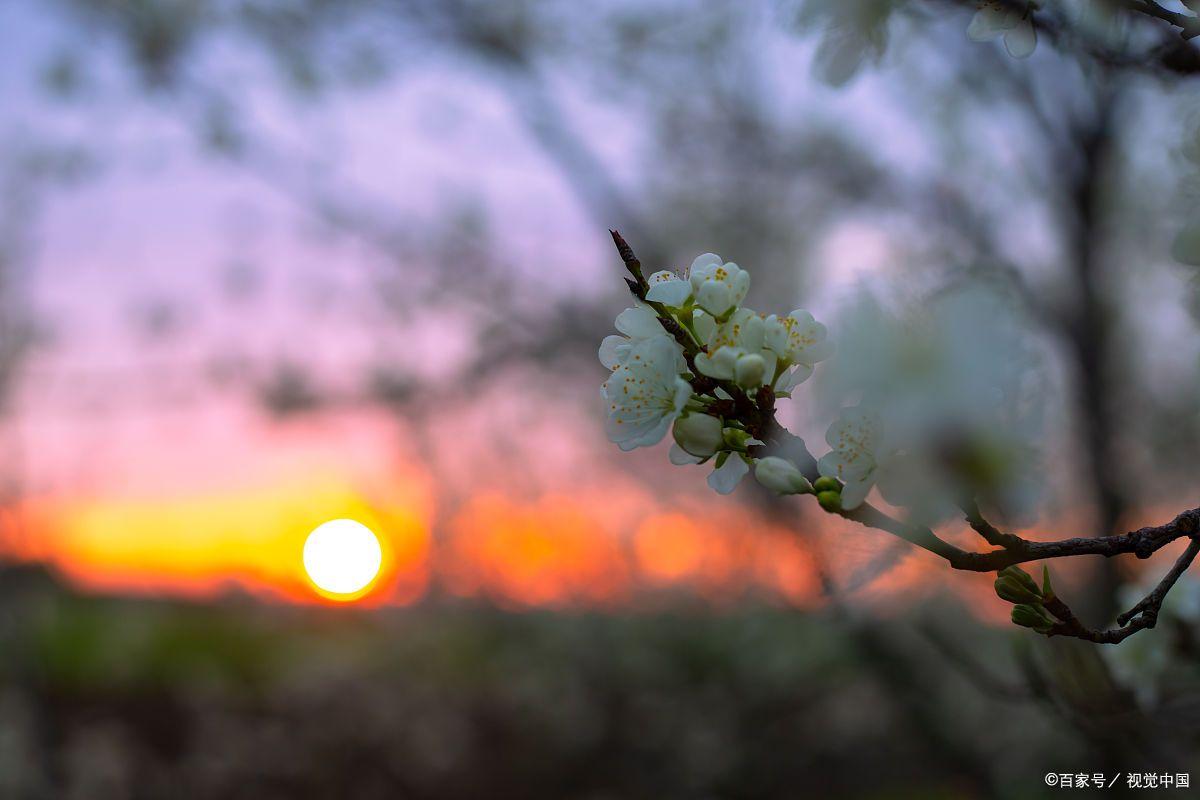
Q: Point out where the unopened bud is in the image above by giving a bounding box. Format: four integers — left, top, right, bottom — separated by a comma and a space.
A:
813, 476, 841, 494
994, 575, 1041, 605
1011, 604, 1054, 633
817, 491, 842, 513
722, 427, 755, 451
754, 457, 812, 495
672, 413, 724, 458
734, 354, 766, 388
998, 565, 1039, 596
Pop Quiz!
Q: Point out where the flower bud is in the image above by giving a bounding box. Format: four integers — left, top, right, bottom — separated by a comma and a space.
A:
817, 491, 842, 513
734, 354, 766, 388
1010, 604, 1054, 633
998, 565, 1040, 596
722, 427, 755, 451
813, 476, 841, 494
754, 457, 813, 495
672, 413, 724, 458
994, 575, 1041, 605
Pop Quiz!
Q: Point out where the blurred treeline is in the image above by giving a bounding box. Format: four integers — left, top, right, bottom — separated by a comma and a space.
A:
0, 561, 1165, 799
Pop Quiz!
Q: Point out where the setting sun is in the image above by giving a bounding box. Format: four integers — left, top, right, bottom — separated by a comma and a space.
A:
303, 519, 384, 599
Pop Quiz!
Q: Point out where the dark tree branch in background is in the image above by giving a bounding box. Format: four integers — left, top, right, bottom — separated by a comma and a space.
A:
1122, 0, 1200, 39
938, 0, 1200, 76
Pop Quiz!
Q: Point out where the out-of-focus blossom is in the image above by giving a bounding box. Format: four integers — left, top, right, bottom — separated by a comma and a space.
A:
967, 1, 1038, 59
797, 0, 895, 87
1106, 574, 1200, 706
763, 309, 835, 391
817, 406, 892, 510
816, 281, 1045, 521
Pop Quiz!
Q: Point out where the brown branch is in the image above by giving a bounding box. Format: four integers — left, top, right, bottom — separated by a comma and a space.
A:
1037, 537, 1200, 644
961, 499, 1027, 550
608, 233, 1200, 645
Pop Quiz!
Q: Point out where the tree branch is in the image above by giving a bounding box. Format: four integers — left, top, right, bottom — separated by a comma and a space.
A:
1122, 0, 1200, 40
609, 233, 1200, 645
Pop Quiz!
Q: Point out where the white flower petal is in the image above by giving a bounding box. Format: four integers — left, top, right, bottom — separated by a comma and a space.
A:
839, 477, 873, 510
1004, 17, 1036, 59
645, 278, 693, 306
967, 4, 1018, 41
688, 253, 723, 288
708, 455, 749, 495
670, 443, 703, 465
614, 306, 665, 339
599, 335, 627, 370
697, 282, 734, 316
817, 451, 874, 484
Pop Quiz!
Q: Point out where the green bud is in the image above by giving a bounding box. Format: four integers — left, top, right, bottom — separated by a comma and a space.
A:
813, 476, 841, 494
1011, 604, 1055, 633
817, 491, 842, 513
722, 427, 754, 451
714, 450, 730, 469
1041, 565, 1054, 600
994, 575, 1041, 605
998, 565, 1040, 596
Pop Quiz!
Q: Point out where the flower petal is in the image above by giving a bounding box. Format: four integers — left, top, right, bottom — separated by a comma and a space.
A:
599, 335, 627, 370
707, 455, 749, 495
614, 306, 664, 338
645, 278, 693, 306
1004, 17, 1036, 59
670, 443, 704, 465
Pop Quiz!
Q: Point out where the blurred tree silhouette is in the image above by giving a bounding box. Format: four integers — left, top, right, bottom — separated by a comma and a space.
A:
3, 0, 1200, 795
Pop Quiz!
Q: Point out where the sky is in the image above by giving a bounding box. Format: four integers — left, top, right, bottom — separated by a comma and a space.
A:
0, 0, 1176, 618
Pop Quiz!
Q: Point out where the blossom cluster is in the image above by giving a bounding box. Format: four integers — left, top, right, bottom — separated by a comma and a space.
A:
600, 253, 832, 496
815, 283, 1046, 524
601, 250, 1046, 528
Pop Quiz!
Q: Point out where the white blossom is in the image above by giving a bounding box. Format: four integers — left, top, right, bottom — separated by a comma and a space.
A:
754, 456, 812, 495
817, 282, 1045, 522
693, 308, 772, 383
688, 253, 750, 317
645, 270, 693, 307
763, 309, 835, 390
967, 1, 1037, 59
817, 406, 890, 510
599, 304, 668, 370
602, 336, 692, 451
797, 0, 894, 87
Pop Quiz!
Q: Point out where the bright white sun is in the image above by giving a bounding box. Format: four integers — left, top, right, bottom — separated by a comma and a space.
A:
303, 519, 383, 597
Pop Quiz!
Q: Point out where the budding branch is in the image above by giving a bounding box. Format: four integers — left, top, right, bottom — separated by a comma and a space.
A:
610, 231, 1200, 645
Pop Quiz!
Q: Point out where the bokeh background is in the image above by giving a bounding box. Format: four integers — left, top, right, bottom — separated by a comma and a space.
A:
2, 1, 1200, 797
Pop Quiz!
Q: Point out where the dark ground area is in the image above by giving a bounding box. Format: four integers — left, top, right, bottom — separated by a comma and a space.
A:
0, 562, 1134, 799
